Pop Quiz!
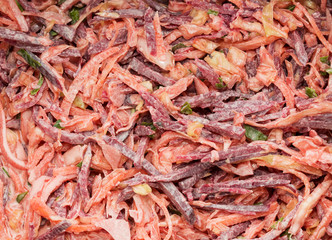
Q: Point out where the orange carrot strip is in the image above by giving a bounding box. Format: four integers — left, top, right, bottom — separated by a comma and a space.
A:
290, 175, 332, 235
219, 36, 279, 51
61, 46, 120, 116
30, 197, 64, 222
66, 224, 102, 233
295, 3, 332, 52
84, 168, 137, 212
53, 166, 78, 177
285, 169, 310, 198
4, 0, 29, 32
153, 12, 167, 56
207, 202, 278, 227
7, 167, 25, 192
274, 76, 295, 108
309, 202, 332, 240
111, 66, 149, 93
154, 75, 194, 99
245, 101, 332, 129
0, 102, 27, 169
124, 18, 137, 48
150, 193, 173, 240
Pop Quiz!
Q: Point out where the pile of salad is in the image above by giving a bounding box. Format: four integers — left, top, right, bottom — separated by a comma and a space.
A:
0, 0, 331, 239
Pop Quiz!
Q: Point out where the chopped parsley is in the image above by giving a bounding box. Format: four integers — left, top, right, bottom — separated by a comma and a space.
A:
287, 5, 295, 11
207, 9, 219, 15
16, 191, 28, 203
15, 0, 24, 11
271, 217, 284, 229
58, 0, 66, 5
31, 74, 44, 96
141, 122, 156, 131
320, 56, 330, 65
50, 30, 58, 37
172, 43, 187, 53
281, 228, 294, 240
216, 77, 226, 89
305, 87, 317, 98
17, 49, 41, 69
244, 125, 268, 141
54, 119, 64, 129
2, 167, 10, 178
69, 7, 80, 24
180, 102, 193, 115
167, 205, 182, 216
326, 68, 332, 74
320, 71, 328, 77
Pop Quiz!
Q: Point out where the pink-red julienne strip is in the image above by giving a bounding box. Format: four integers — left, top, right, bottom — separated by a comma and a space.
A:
0, 0, 331, 239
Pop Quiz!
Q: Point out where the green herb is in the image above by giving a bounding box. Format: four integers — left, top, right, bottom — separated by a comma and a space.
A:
141, 122, 156, 131
305, 87, 317, 98
180, 102, 193, 115
58, 0, 66, 5
244, 125, 268, 141
15, 113, 21, 119
148, 134, 155, 139
287, 5, 295, 11
50, 30, 58, 37
141, 122, 153, 126
281, 228, 294, 240
271, 217, 284, 229
219, 50, 224, 53
30, 89, 39, 95
16, 191, 28, 203
31, 74, 44, 96
17, 49, 41, 69
15, 0, 24, 11
254, 202, 263, 205
207, 9, 219, 15
2, 167, 10, 178
172, 43, 187, 53
320, 56, 330, 64
37, 75, 43, 85
216, 77, 226, 89
69, 7, 80, 24
27, 182, 31, 187
54, 119, 64, 129
167, 205, 182, 216
76, 161, 83, 168
326, 68, 332, 74
320, 71, 328, 77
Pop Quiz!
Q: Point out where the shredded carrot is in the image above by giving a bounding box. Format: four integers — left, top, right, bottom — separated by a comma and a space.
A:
0, 1, 331, 239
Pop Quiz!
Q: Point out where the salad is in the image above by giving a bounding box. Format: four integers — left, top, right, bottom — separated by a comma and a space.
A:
0, 0, 331, 239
